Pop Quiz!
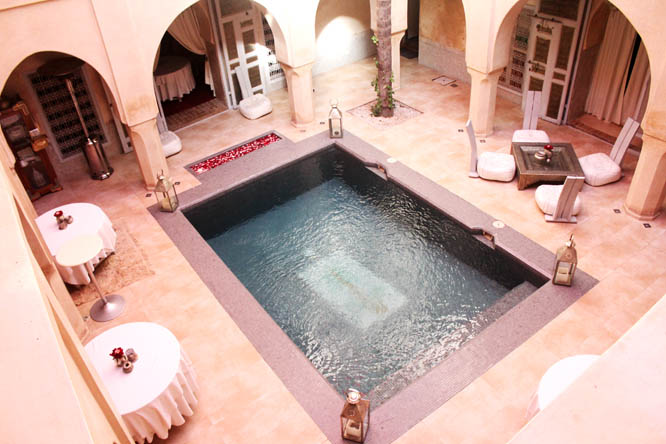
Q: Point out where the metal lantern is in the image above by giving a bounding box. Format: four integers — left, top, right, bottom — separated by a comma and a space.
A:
329, 99, 343, 138
154, 171, 179, 212
340, 388, 369, 443
553, 234, 577, 286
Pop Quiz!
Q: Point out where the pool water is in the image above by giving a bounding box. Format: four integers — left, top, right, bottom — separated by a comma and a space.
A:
185, 148, 545, 402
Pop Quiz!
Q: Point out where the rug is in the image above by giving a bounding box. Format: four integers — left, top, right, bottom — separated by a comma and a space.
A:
569, 119, 642, 151
165, 98, 228, 131
348, 99, 422, 129
68, 225, 154, 306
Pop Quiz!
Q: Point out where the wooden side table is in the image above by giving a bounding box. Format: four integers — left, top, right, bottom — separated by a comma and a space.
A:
56, 234, 125, 321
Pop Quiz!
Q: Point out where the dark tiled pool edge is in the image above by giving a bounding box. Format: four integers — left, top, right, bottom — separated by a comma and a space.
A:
151, 130, 598, 444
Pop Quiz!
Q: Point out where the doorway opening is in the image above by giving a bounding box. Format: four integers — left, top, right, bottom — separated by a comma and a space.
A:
566, 0, 648, 151
400, 0, 420, 59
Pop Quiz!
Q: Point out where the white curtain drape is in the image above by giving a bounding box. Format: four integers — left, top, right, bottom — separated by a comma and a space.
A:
167, 7, 206, 55
585, 10, 636, 124
621, 41, 651, 123
165, 5, 215, 93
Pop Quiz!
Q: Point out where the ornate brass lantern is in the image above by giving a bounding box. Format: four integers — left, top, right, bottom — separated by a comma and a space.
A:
340, 389, 369, 442
329, 99, 343, 138
154, 171, 179, 212
553, 234, 577, 286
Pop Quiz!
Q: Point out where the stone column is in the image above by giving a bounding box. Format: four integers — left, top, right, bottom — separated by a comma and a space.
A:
623, 134, 666, 220
467, 67, 503, 137
128, 118, 168, 189
281, 62, 315, 127
391, 30, 405, 90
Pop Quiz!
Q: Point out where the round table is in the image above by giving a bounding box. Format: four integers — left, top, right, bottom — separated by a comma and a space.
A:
35, 202, 116, 285
154, 56, 196, 102
84, 322, 199, 443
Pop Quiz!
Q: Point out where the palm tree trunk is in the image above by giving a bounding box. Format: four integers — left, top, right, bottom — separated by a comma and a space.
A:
377, 0, 394, 117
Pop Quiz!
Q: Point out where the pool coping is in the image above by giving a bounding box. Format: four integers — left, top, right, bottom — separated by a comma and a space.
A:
151, 130, 597, 444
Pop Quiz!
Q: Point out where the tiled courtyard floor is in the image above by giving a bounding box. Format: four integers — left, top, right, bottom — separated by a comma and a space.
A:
34, 57, 666, 443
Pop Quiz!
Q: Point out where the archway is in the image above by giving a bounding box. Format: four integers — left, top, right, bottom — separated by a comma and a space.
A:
149, 0, 291, 130
0, 51, 131, 200
492, 0, 652, 134
567, 0, 650, 149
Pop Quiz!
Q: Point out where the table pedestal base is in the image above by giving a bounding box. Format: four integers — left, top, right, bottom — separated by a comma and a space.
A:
90, 294, 126, 322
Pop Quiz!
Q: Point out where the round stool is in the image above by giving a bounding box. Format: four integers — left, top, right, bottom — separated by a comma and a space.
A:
56, 233, 126, 322
526, 354, 599, 419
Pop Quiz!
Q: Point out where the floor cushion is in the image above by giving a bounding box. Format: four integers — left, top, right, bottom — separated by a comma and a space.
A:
239, 94, 272, 120
535, 184, 582, 215
477, 152, 516, 182
512, 129, 550, 144
578, 153, 622, 186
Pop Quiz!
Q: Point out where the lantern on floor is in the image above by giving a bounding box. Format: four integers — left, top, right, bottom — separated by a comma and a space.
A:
329, 99, 343, 138
340, 388, 369, 442
154, 171, 179, 212
553, 234, 577, 286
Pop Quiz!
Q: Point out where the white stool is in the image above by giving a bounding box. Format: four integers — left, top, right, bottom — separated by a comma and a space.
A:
526, 354, 599, 419
56, 234, 126, 322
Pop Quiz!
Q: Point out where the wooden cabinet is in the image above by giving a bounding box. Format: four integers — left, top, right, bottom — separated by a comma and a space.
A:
0, 101, 61, 200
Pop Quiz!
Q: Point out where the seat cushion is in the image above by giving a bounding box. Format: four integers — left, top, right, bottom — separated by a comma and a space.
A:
160, 131, 182, 157
239, 94, 272, 120
535, 184, 582, 215
477, 152, 516, 182
512, 129, 550, 144
578, 153, 622, 186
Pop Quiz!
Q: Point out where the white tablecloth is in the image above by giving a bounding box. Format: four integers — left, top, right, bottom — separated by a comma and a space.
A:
84, 322, 199, 443
154, 56, 196, 101
35, 202, 116, 285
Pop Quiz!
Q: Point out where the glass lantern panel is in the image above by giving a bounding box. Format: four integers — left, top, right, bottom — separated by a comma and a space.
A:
330, 119, 342, 138
553, 261, 573, 285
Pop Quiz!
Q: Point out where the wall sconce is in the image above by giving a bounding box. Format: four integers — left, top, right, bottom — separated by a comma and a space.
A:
340, 388, 369, 442
329, 99, 343, 138
553, 234, 577, 286
154, 171, 179, 212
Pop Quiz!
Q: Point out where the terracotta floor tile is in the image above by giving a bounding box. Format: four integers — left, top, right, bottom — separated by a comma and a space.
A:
36, 57, 666, 444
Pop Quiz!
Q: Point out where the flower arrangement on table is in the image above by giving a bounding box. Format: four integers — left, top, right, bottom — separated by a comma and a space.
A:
110, 346, 138, 373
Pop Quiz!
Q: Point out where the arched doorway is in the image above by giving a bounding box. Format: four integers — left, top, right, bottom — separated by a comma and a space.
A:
0, 51, 130, 200
153, 1, 228, 132
567, 0, 650, 149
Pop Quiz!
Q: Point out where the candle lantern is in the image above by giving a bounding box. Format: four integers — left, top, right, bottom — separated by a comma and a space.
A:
329, 99, 343, 138
340, 388, 369, 443
553, 234, 577, 286
154, 171, 179, 212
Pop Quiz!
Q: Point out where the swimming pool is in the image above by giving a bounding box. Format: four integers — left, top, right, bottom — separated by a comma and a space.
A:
154, 130, 596, 443
185, 146, 546, 402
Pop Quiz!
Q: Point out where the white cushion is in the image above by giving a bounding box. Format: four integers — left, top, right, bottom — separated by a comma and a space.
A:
239, 94, 272, 120
477, 152, 516, 182
160, 131, 182, 157
512, 129, 550, 144
535, 184, 582, 215
578, 153, 622, 186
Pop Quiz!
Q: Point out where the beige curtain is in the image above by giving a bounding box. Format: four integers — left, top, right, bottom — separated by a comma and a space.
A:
621, 41, 650, 123
585, 9, 636, 124
167, 6, 207, 55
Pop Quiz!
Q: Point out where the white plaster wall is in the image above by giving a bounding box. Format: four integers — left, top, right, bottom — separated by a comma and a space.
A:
313, 0, 375, 76
419, 37, 470, 82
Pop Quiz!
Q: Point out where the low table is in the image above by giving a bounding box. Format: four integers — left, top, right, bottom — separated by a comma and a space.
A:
84, 322, 199, 443
511, 142, 585, 190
